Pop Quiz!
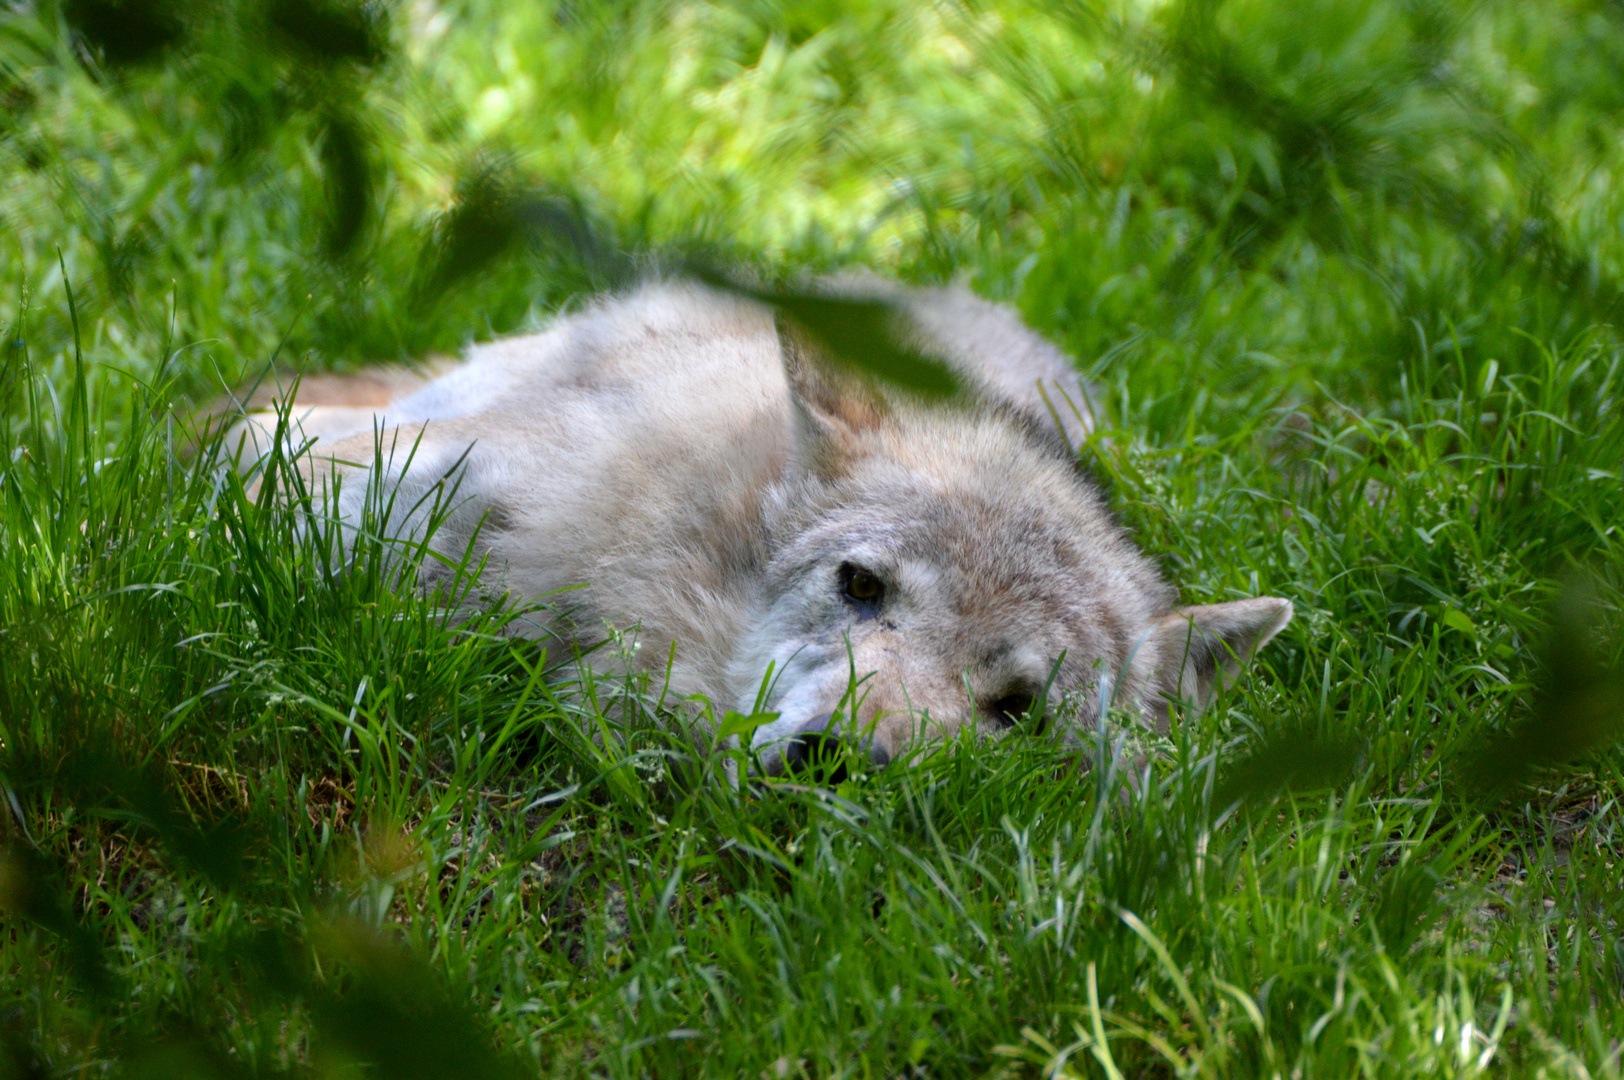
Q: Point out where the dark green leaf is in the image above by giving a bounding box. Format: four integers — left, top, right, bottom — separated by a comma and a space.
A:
699, 273, 962, 399
318, 111, 371, 258
268, 0, 388, 67
1461, 574, 1624, 799
1213, 723, 1363, 809
62, 0, 187, 68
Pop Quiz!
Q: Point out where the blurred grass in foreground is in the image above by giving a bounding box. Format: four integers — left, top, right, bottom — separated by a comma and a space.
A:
3, 0, 1624, 1075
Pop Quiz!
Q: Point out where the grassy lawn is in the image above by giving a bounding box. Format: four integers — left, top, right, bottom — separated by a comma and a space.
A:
3, 0, 1623, 1075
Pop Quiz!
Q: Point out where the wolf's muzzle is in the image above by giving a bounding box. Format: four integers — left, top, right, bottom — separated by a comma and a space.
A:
776, 712, 890, 781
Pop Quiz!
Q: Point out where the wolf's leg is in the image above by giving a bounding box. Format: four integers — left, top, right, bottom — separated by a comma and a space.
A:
288, 416, 574, 643
289, 420, 496, 556
218, 405, 410, 466
238, 361, 455, 411
211, 359, 457, 466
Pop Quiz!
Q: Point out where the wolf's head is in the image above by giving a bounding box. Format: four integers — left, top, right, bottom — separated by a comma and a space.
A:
734, 319, 1293, 776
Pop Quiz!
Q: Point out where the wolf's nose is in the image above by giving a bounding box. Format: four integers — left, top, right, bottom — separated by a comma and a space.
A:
779, 713, 889, 780
797, 712, 836, 737
783, 732, 854, 783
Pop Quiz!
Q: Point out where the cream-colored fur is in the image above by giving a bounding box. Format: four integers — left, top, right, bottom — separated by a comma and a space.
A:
223, 279, 1292, 773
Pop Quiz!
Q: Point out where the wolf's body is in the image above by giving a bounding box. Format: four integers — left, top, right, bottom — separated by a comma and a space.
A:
227, 279, 1292, 773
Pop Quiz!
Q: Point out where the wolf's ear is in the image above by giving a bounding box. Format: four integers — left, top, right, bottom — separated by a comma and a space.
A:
776, 316, 892, 479
1145, 597, 1294, 719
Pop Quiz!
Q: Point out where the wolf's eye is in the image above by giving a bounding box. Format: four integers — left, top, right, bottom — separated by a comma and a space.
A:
840, 563, 885, 615
988, 692, 1036, 729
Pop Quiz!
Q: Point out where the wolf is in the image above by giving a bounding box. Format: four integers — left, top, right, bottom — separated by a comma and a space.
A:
225, 277, 1293, 775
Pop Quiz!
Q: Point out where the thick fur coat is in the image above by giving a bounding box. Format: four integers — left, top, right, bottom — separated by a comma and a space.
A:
226, 279, 1292, 773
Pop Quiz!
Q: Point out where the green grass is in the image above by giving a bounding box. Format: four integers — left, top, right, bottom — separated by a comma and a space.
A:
3, 0, 1624, 1075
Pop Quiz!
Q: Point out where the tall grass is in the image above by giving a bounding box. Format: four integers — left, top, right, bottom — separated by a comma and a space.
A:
3, 0, 1623, 1075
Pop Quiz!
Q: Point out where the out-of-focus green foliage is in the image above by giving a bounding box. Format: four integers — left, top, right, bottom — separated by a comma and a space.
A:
3, 0, 1624, 1075
6, 0, 1624, 405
